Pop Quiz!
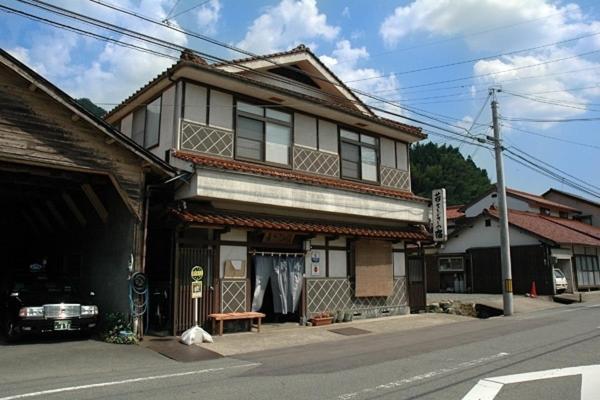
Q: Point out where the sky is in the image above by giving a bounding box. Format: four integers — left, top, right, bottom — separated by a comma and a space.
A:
1, 0, 599, 201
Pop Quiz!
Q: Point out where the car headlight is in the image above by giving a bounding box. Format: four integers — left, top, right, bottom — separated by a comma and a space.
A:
80, 305, 98, 316
18, 307, 44, 318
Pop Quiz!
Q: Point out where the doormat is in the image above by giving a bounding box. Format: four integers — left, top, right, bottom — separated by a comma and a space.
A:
328, 327, 371, 336
144, 338, 222, 362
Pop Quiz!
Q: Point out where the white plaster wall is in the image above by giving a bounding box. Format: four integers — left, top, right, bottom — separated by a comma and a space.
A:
329, 250, 347, 277
306, 249, 326, 277
393, 251, 406, 276
220, 228, 247, 242
310, 235, 326, 246
329, 237, 347, 247
464, 192, 531, 217
219, 245, 247, 279
440, 216, 540, 254
150, 85, 176, 160
120, 113, 133, 138
178, 169, 429, 223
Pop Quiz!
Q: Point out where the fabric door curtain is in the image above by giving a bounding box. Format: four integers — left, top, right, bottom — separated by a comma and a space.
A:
251, 255, 304, 314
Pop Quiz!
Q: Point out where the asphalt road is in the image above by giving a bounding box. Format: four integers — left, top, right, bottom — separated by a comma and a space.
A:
2, 301, 600, 400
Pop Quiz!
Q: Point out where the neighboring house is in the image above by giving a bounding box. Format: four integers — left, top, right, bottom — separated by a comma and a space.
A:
543, 188, 600, 227
104, 46, 431, 334
446, 205, 465, 234
426, 186, 600, 295
0, 49, 175, 315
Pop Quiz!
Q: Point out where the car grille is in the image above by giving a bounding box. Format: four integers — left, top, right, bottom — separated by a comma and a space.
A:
44, 304, 81, 319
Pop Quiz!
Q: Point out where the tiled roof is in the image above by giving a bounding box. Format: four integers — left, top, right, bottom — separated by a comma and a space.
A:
104, 49, 425, 138
447, 205, 465, 220
486, 208, 600, 246
173, 151, 429, 203
506, 188, 579, 212
212, 44, 310, 67
542, 215, 600, 240
169, 208, 430, 241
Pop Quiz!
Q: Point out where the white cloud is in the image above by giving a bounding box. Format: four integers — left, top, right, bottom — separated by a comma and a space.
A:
342, 6, 350, 18
4, 0, 188, 106
320, 40, 402, 118
379, 0, 600, 127
196, 0, 221, 35
237, 0, 339, 54
379, 0, 590, 50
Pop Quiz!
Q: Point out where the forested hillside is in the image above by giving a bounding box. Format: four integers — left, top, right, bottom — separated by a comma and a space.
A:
410, 142, 491, 205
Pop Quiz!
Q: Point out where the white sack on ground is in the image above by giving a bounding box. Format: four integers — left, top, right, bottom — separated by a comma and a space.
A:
180, 326, 213, 345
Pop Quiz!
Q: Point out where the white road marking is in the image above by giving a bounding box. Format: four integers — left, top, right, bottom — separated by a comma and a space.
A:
337, 352, 509, 399
0, 362, 260, 400
462, 364, 600, 400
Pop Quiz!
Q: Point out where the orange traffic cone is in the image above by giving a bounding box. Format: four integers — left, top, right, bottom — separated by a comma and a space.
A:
530, 281, 537, 298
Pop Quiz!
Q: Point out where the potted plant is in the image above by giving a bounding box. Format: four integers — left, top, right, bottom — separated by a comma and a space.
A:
310, 311, 334, 326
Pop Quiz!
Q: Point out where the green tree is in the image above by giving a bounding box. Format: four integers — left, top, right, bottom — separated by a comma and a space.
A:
76, 98, 106, 119
410, 142, 491, 205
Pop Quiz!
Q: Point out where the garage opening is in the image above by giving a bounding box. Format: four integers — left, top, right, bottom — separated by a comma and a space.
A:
0, 161, 136, 327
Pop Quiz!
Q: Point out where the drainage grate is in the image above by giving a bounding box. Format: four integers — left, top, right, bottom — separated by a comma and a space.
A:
328, 327, 371, 336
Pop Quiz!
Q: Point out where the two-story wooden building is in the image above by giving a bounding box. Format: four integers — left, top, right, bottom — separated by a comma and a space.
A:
105, 46, 431, 334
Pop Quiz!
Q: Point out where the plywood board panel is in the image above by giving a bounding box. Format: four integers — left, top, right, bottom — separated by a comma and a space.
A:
355, 240, 393, 297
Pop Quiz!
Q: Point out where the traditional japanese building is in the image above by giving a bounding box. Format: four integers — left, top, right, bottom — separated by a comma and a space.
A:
104, 46, 431, 334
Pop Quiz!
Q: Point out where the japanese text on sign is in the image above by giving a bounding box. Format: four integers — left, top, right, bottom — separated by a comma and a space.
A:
432, 188, 447, 242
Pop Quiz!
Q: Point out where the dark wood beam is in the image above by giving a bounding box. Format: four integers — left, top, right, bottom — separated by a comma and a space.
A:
62, 192, 87, 227
81, 184, 108, 223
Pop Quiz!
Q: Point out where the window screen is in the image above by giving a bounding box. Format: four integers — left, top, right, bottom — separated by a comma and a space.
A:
340, 129, 379, 182
235, 101, 291, 165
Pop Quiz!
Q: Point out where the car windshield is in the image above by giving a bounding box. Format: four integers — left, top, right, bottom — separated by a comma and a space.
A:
553, 269, 565, 279
11, 277, 77, 294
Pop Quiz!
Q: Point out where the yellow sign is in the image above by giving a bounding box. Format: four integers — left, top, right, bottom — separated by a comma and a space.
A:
192, 281, 203, 299
191, 266, 204, 282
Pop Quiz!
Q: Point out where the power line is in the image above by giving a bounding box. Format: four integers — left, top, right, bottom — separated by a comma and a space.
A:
505, 145, 600, 191
502, 91, 600, 112
333, 6, 577, 66
504, 150, 600, 198
24, 0, 500, 138
501, 115, 600, 122
501, 122, 600, 150
346, 30, 600, 83
168, 0, 211, 20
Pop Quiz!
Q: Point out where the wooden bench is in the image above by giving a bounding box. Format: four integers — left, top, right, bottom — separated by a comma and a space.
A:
208, 312, 266, 336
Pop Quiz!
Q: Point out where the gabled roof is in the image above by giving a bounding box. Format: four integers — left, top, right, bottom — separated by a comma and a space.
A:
172, 150, 428, 203
213, 44, 373, 116
0, 49, 176, 176
506, 187, 579, 213
169, 207, 430, 241
104, 49, 425, 140
460, 185, 579, 213
485, 208, 600, 246
543, 188, 600, 208
447, 205, 465, 220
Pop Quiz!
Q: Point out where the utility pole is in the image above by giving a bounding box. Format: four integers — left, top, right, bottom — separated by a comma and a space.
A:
489, 88, 513, 316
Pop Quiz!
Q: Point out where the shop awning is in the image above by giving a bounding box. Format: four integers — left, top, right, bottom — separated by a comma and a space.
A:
169, 208, 430, 241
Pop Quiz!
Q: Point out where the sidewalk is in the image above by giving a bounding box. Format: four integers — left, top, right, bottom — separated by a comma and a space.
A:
427, 293, 562, 313
198, 313, 472, 356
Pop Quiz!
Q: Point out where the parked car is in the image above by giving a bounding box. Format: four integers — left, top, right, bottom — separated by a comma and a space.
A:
1, 272, 98, 341
553, 268, 568, 294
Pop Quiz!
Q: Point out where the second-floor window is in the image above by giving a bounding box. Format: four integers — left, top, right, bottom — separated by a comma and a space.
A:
131, 96, 161, 148
340, 129, 378, 182
235, 101, 292, 166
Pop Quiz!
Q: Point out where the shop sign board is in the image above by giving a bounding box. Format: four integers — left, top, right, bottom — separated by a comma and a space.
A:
191, 281, 203, 299
191, 266, 204, 282
432, 188, 447, 242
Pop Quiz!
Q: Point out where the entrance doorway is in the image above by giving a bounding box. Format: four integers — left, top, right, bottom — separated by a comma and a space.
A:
250, 253, 304, 323
408, 256, 426, 312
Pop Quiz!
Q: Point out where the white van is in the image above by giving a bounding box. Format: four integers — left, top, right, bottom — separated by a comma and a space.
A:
553, 268, 568, 294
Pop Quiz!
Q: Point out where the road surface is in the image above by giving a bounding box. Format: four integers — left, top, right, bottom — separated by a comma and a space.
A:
2, 301, 600, 399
